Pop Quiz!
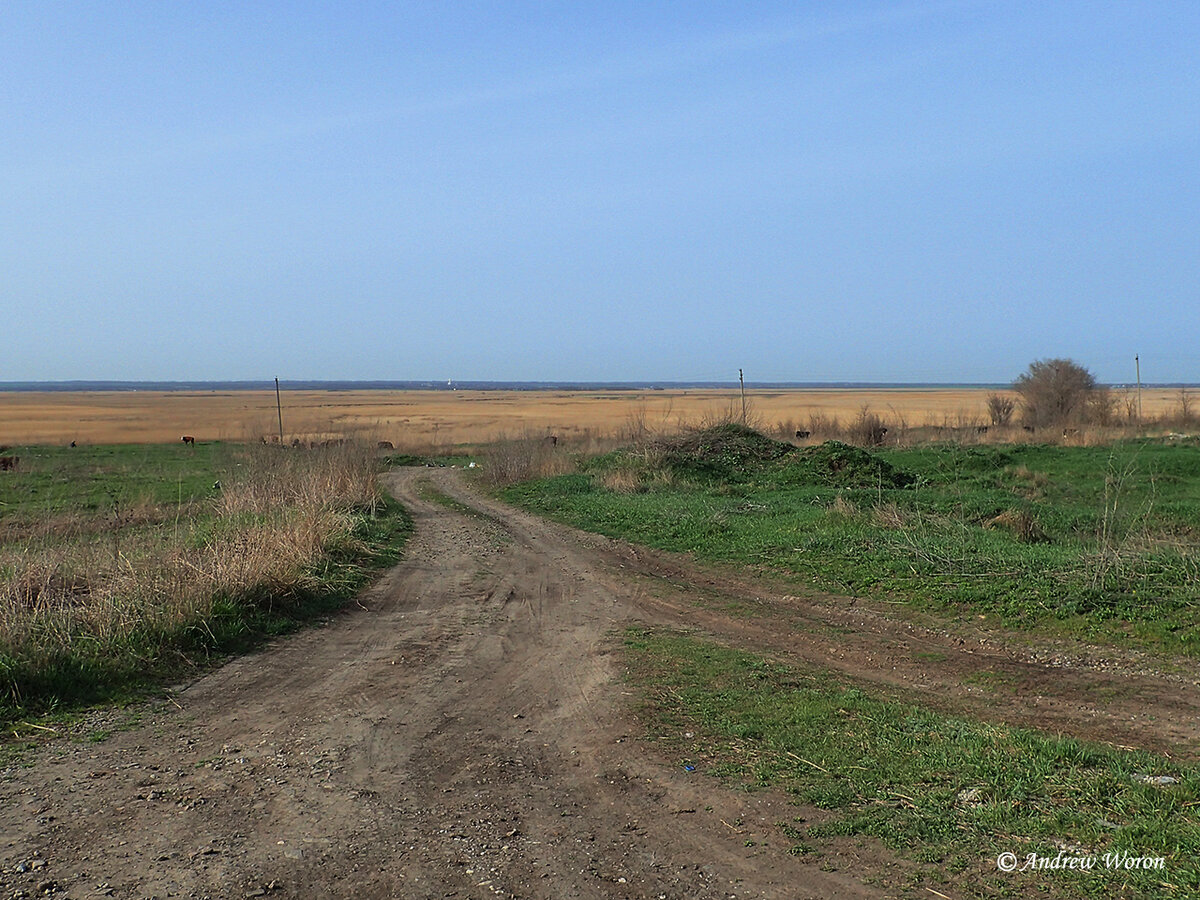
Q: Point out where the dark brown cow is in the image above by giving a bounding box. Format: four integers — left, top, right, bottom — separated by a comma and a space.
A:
181, 435, 196, 445
794, 430, 811, 439
0, 456, 18, 471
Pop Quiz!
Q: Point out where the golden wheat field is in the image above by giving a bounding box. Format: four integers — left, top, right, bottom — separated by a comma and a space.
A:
0, 387, 1186, 448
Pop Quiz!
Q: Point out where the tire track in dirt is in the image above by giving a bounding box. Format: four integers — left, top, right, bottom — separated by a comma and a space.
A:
1, 469, 904, 900
6, 467, 1196, 899
436, 472, 1200, 761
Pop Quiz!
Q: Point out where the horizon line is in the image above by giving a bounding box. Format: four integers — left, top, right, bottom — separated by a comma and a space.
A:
2, 379, 1197, 392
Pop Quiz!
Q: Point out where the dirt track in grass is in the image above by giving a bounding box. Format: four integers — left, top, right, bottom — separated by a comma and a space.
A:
3, 468, 1197, 899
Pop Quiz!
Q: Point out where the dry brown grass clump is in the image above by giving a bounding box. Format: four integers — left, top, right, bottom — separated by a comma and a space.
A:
481, 434, 575, 486
848, 407, 890, 447
0, 443, 382, 706
985, 508, 1047, 543
827, 495, 860, 520
871, 501, 914, 529
599, 469, 643, 493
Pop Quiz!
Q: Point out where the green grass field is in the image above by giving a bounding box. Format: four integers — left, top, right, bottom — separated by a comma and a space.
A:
503, 426, 1200, 653
625, 628, 1198, 899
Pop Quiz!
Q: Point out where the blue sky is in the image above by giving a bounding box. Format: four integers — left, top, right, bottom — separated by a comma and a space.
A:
3, 2, 1197, 383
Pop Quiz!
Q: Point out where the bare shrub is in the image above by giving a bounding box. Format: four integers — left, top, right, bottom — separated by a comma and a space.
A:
885, 406, 910, 446
1014, 358, 1099, 429
694, 399, 764, 432
481, 434, 572, 486
806, 413, 841, 440
848, 407, 889, 447
622, 403, 651, 446
986, 393, 1015, 426
1086, 387, 1118, 427
1174, 388, 1196, 427
1119, 393, 1138, 424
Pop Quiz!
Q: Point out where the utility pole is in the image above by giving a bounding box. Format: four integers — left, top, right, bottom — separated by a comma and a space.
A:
739, 369, 747, 425
1135, 356, 1142, 421
275, 377, 284, 444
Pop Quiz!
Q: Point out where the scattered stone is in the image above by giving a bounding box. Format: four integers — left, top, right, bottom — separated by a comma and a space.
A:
956, 788, 984, 808
1132, 773, 1179, 786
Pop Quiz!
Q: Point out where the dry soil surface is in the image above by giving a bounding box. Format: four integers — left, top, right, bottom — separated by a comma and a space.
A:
3, 468, 1197, 900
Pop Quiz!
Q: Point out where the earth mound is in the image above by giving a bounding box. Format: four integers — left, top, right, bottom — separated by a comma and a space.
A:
652, 424, 796, 480
783, 440, 916, 488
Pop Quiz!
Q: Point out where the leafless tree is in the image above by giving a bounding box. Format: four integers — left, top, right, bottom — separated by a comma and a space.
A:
1178, 388, 1195, 425
986, 393, 1015, 426
1013, 358, 1098, 429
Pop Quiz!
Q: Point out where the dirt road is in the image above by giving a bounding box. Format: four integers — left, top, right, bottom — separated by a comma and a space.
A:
3, 469, 1197, 899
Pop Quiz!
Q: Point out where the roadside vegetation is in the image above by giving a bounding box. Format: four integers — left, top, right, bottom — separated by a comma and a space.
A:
625, 628, 1198, 899
0, 442, 409, 722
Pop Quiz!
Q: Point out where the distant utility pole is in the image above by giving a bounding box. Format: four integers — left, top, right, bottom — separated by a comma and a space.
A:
1135, 356, 1142, 421
739, 369, 747, 425
275, 377, 284, 443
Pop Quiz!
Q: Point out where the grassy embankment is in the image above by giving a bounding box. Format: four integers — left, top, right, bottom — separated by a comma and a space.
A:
499, 425, 1200, 897
503, 425, 1200, 652
0, 442, 410, 724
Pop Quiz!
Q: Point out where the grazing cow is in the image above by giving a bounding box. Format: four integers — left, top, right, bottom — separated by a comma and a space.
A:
0, 456, 18, 471
70, 440, 77, 448
795, 430, 811, 439
181, 435, 196, 445
377, 440, 394, 450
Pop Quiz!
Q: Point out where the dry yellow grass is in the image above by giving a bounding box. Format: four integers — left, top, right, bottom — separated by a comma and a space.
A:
0, 387, 1186, 447
0, 442, 382, 715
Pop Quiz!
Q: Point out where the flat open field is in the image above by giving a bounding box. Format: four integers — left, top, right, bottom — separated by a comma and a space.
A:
5, 467, 1198, 898
0, 387, 1182, 446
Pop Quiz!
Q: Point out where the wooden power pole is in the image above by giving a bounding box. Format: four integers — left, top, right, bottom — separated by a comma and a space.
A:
275, 377, 284, 444
1135, 356, 1142, 421
739, 369, 747, 425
